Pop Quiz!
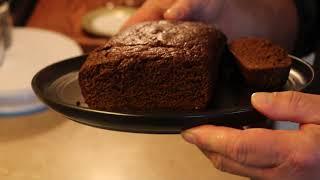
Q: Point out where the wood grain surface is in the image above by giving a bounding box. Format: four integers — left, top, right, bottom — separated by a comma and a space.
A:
0, 110, 247, 180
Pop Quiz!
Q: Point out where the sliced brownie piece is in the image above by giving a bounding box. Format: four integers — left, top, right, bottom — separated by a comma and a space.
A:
229, 38, 292, 90
78, 21, 227, 111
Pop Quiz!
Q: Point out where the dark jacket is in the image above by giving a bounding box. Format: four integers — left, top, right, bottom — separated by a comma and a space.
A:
294, 0, 320, 57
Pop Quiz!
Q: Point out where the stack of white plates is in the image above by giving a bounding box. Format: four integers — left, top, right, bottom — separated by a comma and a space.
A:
0, 27, 82, 116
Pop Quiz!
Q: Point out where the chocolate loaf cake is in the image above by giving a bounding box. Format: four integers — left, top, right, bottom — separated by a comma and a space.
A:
229, 38, 292, 90
79, 21, 227, 111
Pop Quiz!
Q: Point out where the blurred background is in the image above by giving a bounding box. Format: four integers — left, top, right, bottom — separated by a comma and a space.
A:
10, 0, 320, 62
11, 0, 145, 52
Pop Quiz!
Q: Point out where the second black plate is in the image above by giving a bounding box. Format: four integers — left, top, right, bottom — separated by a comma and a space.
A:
32, 55, 315, 134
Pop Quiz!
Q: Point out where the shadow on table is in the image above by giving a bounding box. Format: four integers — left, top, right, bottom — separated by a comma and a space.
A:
0, 110, 66, 142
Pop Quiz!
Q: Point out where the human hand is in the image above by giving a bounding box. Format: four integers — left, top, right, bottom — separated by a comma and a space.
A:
122, 0, 298, 50
182, 91, 320, 180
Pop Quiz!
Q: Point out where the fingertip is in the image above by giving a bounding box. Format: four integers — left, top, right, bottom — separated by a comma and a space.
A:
251, 92, 273, 111
164, 0, 194, 20
181, 125, 216, 145
183, 126, 236, 143
164, 7, 183, 20
185, 125, 217, 134
184, 126, 243, 153
181, 131, 197, 144
163, 9, 174, 20
121, 1, 167, 30
251, 91, 311, 123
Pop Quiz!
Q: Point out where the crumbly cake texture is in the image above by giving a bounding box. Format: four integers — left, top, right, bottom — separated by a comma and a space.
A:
79, 21, 227, 111
229, 38, 292, 90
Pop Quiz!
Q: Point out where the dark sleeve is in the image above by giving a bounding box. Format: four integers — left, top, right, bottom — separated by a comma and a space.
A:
9, 0, 38, 26
293, 0, 320, 57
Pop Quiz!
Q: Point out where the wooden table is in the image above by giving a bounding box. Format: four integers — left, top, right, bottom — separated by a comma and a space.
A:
0, 110, 246, 180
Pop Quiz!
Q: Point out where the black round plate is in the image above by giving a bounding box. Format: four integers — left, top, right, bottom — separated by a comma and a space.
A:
32, 55, 315, 134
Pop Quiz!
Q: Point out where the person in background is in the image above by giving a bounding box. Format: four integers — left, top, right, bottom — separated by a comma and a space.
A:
123, 0, 320, 179
7, 0, 37, 26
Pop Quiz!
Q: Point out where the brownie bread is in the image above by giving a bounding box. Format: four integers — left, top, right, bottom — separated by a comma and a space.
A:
79, 21, 227, 111
229, 38, 292, 90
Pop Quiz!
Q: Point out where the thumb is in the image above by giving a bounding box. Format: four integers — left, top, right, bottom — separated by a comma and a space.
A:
122, 0, 175, 30
251, 91, 320, 124
182, 125, 294, 168
164, 0, 225, 21
163, 0, 197, 20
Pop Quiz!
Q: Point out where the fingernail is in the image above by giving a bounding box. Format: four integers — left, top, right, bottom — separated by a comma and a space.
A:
182, 131, 197, 144
251, 92, 273, 107
164, 8, 183, 19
